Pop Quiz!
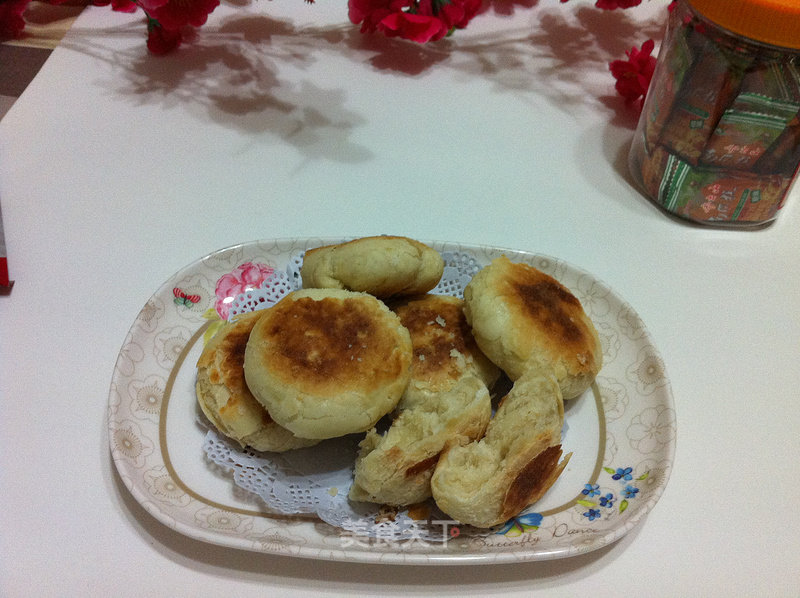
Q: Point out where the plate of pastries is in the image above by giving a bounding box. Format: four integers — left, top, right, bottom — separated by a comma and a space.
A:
109, 235, 675, 564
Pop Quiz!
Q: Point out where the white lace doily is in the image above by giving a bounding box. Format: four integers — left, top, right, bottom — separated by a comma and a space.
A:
227, 269, 295, 320
202, 250, 493, 541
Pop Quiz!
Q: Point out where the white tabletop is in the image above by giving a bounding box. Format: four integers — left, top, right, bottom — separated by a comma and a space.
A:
1, 2, 799, 596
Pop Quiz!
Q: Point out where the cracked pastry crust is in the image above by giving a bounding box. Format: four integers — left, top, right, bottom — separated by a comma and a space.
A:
430, 370, 570, 528
348, 295, 498, 506
349, 375, 492, 507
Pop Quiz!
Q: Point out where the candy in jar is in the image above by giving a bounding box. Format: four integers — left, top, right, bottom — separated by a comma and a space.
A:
629, 0, 800, 226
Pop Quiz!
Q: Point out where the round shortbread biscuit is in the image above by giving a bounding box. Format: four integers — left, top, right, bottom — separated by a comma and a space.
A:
430, 370, 570, 528
300, 236, 444, 298
195, 310, 319, 453
463, 256, 603, 400
243, 288, 413, 440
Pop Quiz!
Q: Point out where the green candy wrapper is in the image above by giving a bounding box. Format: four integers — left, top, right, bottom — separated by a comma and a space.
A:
659, 44, 752, 165
643, 20, 696, 153
659, 152, 790, 223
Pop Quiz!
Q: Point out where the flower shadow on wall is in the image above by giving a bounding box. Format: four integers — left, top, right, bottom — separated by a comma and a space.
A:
64, 14, 377, 163
346, 3, 665, 123
61, 2, 665, 161
456, 5, 664, 123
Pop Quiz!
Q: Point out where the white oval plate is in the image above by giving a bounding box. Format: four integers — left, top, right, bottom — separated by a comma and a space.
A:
108, 238, 676, 565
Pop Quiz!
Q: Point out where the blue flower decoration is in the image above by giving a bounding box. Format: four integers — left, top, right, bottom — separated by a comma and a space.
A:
582, 483, 600, 497
583, 508, 601, 522
599, 493, 615, 508
497, 512, 543, 536
623, 485, 640, 499
612, 467, 633, 481
517, 512, 544, 528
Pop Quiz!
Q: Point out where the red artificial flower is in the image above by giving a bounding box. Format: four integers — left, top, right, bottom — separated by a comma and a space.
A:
137, 0, 169, 12
437, 0, 481, 29
379, 11, 448, 42
595, 0, 642, 8
349, 0, 407, 34
133, 0, 220, 54
560, 0, 643, 6
609, 38, 656, 104
146, 17, 182, 54
349, 0, 481, 43
144, 0, 220, 30
0, 0, 31, 40
92, 0, 138, 14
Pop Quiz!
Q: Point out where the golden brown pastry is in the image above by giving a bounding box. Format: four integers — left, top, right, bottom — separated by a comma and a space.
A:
243, 288, 413, 440
391, 294, 500, 409
463, 255, 602, 400
195, 310, 319, 452
348, 295, 498, 506
300, 236, 444, 299
430, 370, 570, 528
349, 375, 491, 506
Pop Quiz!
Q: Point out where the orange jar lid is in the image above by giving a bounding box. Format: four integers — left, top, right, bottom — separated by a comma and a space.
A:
688, 0, 800, 49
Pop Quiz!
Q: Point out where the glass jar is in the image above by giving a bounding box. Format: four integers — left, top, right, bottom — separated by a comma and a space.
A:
628, 0, 800, 226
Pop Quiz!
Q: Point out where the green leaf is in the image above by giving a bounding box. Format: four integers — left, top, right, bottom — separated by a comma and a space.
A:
577, 499, 596, 508
637, 472, 650, 481
202, 307, 221, 321
203, 320, 225, 346
603, 467, 615, 475
619, 500, 629, 514
521, 524, 540, 532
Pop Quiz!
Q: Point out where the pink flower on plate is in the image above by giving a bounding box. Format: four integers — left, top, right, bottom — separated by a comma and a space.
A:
215, 262, 275, 321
